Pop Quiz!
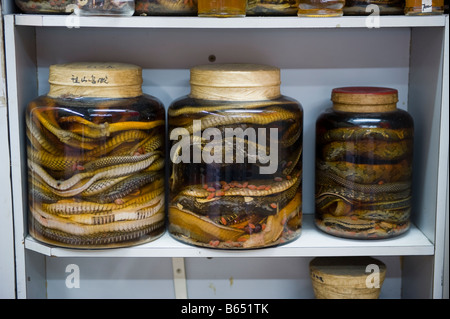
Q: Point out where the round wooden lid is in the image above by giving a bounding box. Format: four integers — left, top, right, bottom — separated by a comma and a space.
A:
310, 257, 386, 288
331, 87, 398, 113
189, 64, 281, 101
48, 62, 143, 98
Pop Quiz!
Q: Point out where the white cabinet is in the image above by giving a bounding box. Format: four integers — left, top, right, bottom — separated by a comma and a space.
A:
1, 1, 448, 299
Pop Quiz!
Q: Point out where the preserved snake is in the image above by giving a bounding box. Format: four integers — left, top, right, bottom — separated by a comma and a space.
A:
315, 88, 414, 239
27, 94, 166, 248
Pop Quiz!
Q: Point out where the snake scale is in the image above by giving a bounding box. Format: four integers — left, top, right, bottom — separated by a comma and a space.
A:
315, 123, 413, 239
168, 97, 303, 248
26, 97, 166, 248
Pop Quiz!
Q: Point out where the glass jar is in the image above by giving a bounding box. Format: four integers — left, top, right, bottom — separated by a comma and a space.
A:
135, 0, 198, 16
168, 64, 303, 249
77, 0, 135, 16
26, 62, 166, 249
315, 87, 413, 239
298, 0, 345, 16
198, 0, 247, 17
343, 0, 405, 15
15, 0, 77, 13
404, 0, 444, 14
246, 0, 300, 16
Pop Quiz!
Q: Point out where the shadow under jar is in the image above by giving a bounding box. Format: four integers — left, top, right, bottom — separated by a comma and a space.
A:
168, 64, 303, 249
315, 87, 413, 239
26, 62, 166, 249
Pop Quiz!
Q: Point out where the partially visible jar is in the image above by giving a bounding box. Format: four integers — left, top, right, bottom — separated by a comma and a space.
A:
168, 64, 303, 249
26, 62, 166, 249
198, 0, 247, 17
315, 87, 413, 239
135, 0, 198, 16
15, 0, 76, 13
344, 0, 404, 15
404, 0, 444, 14
77, 0, 135, 16
298, 0, 345, 16
247, 0, 300, 16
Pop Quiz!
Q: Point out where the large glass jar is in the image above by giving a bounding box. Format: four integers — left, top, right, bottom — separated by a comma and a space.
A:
26, 62, 166, 249
246, 0, 300, 16
168, 64, 303, 249
315, 87, 413, 239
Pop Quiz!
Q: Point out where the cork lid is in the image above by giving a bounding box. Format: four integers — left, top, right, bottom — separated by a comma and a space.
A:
331, 87, 398, 113
309, 257, 386, 288
189, 64, 281, 101
48, 62, 143, 98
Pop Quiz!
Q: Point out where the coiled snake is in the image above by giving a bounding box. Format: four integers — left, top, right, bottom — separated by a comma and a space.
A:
26, 99, 165, 248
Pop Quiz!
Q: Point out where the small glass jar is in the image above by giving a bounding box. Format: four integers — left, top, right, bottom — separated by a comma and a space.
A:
168, 64, 303, 249
343, 0, 405, 15
404, 0, 444, 14
315, 87, 413, 239
77, 0, 135, 16
198, 0, 247, 17
246, 0, 300, 16
298, 0, 345, 16
15, 0, 77, 13
135, 0, 198, 16
26, 62, 166, 249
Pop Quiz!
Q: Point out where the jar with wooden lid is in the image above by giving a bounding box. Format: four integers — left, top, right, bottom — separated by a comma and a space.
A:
315, 87, 413, 239
168, 63, 303, 249
26, 62, 166, 249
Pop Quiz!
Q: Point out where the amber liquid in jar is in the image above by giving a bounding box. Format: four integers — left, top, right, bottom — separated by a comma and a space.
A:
315, 87, 413, 239
404, 0, 444, 15
27, 63, 166, 249
198, 0, 247, 16
298, 0, 345, 16
168, 64, 303, 249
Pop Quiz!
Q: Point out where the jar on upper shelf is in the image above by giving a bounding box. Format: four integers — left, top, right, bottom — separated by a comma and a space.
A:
15, 0, 76, 13
246, 0, 300, 16
135, 0, 198, 16
343, 0, 405, 15
197, 0, 247, 17
167, 63, 303, 249
298, 0, 345, 16
26, 62, 166, 249
404, 0, 444, 15
77, 0, 136, 16
315, 87, 414, 239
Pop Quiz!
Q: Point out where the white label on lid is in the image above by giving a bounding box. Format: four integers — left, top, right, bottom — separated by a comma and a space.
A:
422, 0, 432, 12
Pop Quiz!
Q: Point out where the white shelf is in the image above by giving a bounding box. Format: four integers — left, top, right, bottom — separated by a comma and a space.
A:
24, 215, 433, 258
13, 14, 448, 29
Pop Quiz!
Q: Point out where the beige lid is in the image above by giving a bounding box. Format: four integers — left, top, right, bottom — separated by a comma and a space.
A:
189, 64, 281, 101
309, 257, 386, 288
331, 87, 398, 113
48, 62, 143, 98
